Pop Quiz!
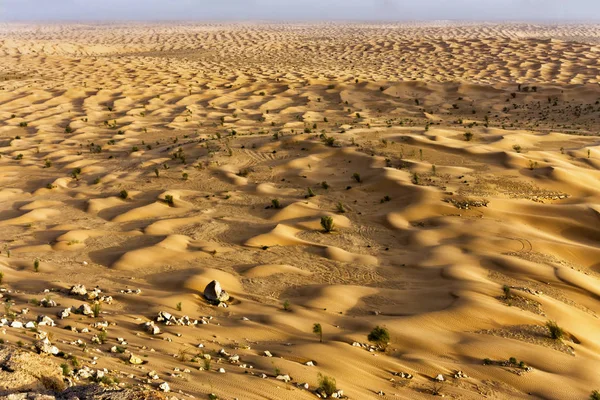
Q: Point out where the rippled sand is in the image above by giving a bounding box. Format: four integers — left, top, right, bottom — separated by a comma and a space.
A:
0, 22, 600, 400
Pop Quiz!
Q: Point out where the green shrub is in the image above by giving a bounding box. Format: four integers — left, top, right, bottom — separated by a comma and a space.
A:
119, 190, 128, 200
368, 326, 390, 349
317, 373, 337, 396
352, 172, 361, 183
546, 320, 564, 340
60, 363, 71, 376
503, 285, 511, 299
313, 323, 323, 343
590, 390, 600, 400
92, 303, 101, 318
336, 202, 346, 213
271, 199, 281, 209
320, 216, 335, 233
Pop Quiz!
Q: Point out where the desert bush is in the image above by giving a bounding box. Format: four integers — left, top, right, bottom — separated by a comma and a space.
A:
34, 259, 40, 273
323, 136, 335, 146
352, 172, 361, 183
590, 390, 600, 400
464, 132, 473, 141
119, 190, 128, 200
546, 320, 564, 340
182, 172, 188, 180
412, 172, 419, 185
313, 323, 323, 343
503, 285, 511, 299
321, 181, 330, 189
528, 160, 539, 170
92, 303, 101, 318
306, 187, 316, 198
368, 326, 390, 349
271, 199, 281, 209
176, 302, 182, 312
336, 202, 346, 213
0, 271, 4, 285
317, 373, 337, 396
283, 300, 291, 312
513, 144, 522, 153
60, 363, 71, 376
320, 216, 335, 233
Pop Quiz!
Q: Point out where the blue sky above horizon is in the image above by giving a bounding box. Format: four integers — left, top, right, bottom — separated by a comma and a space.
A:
1, 0, 599, 22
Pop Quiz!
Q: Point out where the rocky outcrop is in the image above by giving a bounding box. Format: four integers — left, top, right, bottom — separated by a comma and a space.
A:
0, 345, 65, 396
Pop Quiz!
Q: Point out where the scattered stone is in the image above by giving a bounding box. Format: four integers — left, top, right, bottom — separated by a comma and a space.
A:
10, 321, 23, 329
276, 374, 291, 383
454, 370, 468, 379
435, 374, 445, 382
57, 308, 71, 319
35, 337, 59, 355
40, 298, 57, 308
129, 354, 143, 365
159, 382, 170, 392
70, 285, 87, 296
204, 280, 230, 303
305, 361, 314, 366
218, 368, 226, 373
74, 303, 94, 316
144, 321, 161, 335
392, 371, 413, 379
120, 288, 142, 294
263, 350, 273, 357
25, 321, 36, 329
37, 315, 55, 327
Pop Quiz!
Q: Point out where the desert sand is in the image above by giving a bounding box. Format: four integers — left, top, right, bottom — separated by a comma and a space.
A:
0, 22, 599, 399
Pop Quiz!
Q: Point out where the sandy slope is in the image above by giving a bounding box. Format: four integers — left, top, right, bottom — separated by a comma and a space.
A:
0, 22, 599, 400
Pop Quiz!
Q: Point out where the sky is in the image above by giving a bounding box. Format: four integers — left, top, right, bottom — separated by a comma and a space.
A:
1, 0, 599, 22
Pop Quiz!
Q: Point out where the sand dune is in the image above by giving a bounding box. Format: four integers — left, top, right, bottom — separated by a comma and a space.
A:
0, 21, 599, 400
